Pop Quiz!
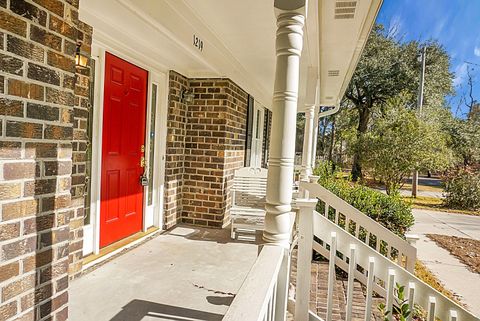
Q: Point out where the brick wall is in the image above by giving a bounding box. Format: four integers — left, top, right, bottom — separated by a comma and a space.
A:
164, 71, 189, 229
0, 1, 91, 320
210, 80, 248, 227
164, 73, 248, 228
68, 20, 92, 279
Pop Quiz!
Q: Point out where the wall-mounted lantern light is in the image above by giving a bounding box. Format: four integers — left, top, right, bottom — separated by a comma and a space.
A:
75, 43, 89, 69
181, 89, 195, 104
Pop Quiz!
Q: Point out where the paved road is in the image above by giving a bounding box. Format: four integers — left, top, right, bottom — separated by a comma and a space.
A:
375, 187, 444, 198
411, 209, 480, 317
411, 208, 480, 240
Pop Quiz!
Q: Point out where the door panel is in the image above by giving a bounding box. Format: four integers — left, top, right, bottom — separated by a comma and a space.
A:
100, 52, 148, 248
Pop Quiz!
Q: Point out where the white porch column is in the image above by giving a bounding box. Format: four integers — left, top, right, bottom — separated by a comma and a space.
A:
311, 106, 320, 169
300, 105, 315, 180
264, 0, 306, 246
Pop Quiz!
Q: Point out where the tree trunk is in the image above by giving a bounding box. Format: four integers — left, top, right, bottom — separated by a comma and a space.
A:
320, 117, 328, 158
328, 116, 336, 162
351, 105, 371, 181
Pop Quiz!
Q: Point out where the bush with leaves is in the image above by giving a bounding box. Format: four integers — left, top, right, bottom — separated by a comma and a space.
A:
314, 163, 414, 237
443, 167, 480, 211
359, 99, 453, 195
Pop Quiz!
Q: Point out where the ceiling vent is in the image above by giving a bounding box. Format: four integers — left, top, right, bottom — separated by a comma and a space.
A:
335, 1, 356, 19
328, 70, 340, 77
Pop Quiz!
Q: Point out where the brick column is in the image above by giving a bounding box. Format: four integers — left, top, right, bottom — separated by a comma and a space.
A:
0, 1, 91, 320
164, 71, 189, 229
164, 73, 248, 229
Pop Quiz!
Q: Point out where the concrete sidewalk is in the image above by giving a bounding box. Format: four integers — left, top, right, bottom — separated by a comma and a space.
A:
411, 209, 480, 317
411, 208, 480, 240
69, 226, 260, 321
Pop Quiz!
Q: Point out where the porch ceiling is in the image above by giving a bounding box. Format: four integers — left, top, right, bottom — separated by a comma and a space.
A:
79, 0, 382, 110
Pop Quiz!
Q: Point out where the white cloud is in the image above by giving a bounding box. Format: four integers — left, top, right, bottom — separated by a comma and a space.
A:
474, 46, 480, 57
388, 15, 404, 38
453, 63, 468, 87
432, 18, 447, 39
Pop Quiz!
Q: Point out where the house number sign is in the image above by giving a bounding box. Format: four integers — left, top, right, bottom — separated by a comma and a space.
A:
193, 34, 204, 52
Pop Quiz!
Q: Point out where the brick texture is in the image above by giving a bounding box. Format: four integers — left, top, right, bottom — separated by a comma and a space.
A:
69, 20, 93, 279
164, 72, 248, 228
0, 1, 92, 320
164, 71, 189, 228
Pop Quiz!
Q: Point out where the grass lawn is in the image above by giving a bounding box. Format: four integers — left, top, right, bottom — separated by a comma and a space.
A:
402, 196, 480, 216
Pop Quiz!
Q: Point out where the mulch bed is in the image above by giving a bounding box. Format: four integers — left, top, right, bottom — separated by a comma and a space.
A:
426, 234, 480, 274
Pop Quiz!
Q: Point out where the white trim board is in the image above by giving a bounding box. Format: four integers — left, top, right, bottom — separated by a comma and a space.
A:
83, 40, 168, 256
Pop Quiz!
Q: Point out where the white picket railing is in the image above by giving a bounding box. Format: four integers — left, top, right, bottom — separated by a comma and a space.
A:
305, 209, 479, 321
223, 179, 479, 321
223, 245, 289, 321
300, 179, 417, 272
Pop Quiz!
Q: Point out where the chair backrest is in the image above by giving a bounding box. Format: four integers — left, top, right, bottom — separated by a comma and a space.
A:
232, 167, 268, 208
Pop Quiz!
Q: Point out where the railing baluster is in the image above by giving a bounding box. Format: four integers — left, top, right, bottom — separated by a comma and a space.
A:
386, 269, 396, 321
373, 233, 380, 252
267, 294, 273, 321
355, 222, 360, 238
345, 244, 356, 321
407, 282, 415, 321
364, 257, 375, 321
324, 203, 329, 217
450, 310, 458, 321
326, 232, 337, 321
295, 199, 317, 321
427, 296, 436, 321
275, 248, 290, 321
334, 208, 339, 225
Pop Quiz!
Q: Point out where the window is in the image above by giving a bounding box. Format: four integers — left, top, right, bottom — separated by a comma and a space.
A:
262, 109, 272, 168
147, 83, 158, 206
84, 59, 95, 224
244, 95, 255, 167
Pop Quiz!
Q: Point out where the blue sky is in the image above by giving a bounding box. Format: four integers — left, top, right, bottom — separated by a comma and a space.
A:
376, 0, 480, 117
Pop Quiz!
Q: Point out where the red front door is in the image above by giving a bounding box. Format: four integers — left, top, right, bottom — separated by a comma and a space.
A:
100, 52, 148, 248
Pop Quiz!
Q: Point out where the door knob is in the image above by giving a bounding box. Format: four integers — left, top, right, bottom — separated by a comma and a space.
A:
140, 156, 146, 168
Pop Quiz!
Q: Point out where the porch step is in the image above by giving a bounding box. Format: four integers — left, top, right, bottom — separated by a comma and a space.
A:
290, 250, 384, 321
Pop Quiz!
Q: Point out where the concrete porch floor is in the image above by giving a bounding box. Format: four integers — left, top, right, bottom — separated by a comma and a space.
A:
69, 226, 260, 321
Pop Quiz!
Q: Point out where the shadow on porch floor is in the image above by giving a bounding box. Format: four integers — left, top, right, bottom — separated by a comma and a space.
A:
69, 226, 260, 321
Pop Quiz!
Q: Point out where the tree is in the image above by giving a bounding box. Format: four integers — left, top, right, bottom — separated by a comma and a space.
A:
360, 98, 453, 195
344, 24, 453, 181
445, 116, 480, 166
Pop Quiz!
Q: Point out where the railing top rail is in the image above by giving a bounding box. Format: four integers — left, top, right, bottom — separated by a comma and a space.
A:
313, 211, 479, 321
223, 245, 284, 321
300, 181, 416, 260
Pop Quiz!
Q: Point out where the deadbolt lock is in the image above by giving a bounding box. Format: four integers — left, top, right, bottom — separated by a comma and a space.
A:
141, 144, 145, 153
140, 175, 149, 186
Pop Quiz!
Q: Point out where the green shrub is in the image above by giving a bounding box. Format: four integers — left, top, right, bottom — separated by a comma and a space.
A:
314, 164, 414, 237
313, 161, 340, 180
443, 167, 480, 210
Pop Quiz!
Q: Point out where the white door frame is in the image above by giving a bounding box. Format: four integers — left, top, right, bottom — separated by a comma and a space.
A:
83, 35, 168, 256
